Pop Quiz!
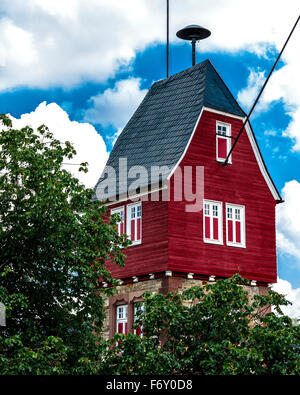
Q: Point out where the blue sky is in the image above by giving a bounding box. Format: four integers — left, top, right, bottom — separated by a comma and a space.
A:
1, 0, 300, 317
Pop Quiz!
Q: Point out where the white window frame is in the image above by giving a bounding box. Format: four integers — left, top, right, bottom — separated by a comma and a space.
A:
126, 202, 142, 246
216, 121, 232, 164
111, 206, 125, 237
134, 303, 145, 337
203, 199, 223, 245
116, 305, 128, 334
226, 203, 246, 248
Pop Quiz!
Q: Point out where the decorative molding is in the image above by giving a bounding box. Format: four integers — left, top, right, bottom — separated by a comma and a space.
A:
149, 273, 155, 280
251, 280, 257, 287
165, 271, 172, 277
209, 275, 216, 282
187, 273, 194, 279
132, 276, 138, 283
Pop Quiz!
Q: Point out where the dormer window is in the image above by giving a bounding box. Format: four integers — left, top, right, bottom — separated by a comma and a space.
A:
216, 122, 231, 163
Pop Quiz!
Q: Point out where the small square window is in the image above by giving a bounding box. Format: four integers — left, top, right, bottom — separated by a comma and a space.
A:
216, 122, 232, 163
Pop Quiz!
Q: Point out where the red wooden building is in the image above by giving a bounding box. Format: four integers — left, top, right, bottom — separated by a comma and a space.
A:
94, 60, 283, 337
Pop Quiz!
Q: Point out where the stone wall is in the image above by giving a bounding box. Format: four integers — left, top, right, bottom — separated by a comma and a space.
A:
100, 276, 268, 340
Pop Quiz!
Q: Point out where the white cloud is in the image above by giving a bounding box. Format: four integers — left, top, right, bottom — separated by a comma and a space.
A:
9, 102, 108, 188
272, 278, 300, 319
0, 0, 164, 90
237, 69, 267, 113
1, 0, 298, 152
237, 15, 300, 150
283, 108, 300, 152
0, 0, 299, 91
84, 78, 147, 130
276, 180, 300, 262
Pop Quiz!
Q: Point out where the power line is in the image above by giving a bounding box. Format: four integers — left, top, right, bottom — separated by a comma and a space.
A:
167, 0, 170, 78
222, 14, 300, 166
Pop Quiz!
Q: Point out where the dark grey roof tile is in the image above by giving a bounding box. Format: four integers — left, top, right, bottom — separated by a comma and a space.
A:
94, 59, 245, 201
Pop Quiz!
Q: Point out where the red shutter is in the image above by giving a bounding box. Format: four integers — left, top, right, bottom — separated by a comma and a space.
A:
213, 217, 219, 240
205, 216, 210, 239
120, 222, 124, 235
131, 220, 135, 241
137, 218, 141, 241
218, 137, 227, 159
136, 325, 141, 336
118, 322, 123, 333
228, 220, 233, 242
236, 221, 241, 243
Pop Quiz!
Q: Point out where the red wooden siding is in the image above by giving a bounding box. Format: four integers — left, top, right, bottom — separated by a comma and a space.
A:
103, 109, 277, 284
105, 197, 169, 279
168, 110, 277, 283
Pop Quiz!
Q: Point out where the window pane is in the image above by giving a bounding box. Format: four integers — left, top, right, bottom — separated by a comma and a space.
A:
131, 207, 136, 219
204, 203, 210, 215
227, 207, 232, 219
213, 205, 218, 217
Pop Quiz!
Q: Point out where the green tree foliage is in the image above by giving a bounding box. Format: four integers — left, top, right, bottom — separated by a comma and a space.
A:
102, 275, 300, 375
0, 114, 129, 374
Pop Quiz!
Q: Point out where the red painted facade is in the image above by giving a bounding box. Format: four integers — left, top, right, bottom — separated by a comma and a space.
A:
105, 109, 277, 284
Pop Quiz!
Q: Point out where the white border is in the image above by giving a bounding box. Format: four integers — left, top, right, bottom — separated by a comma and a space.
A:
167, 107, 204, 180
111, 205, 125, 219
244, 121, 281, 201
202, 106, 245, 120
105, 186, 167, 207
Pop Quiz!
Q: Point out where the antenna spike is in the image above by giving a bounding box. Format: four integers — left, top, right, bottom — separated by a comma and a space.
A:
167, 0, 169, 78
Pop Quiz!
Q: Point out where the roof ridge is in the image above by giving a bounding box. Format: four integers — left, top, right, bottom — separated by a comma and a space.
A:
152, 59, 209, 89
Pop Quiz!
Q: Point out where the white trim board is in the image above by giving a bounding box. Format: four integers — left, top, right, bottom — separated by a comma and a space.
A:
244, 121, 281, 201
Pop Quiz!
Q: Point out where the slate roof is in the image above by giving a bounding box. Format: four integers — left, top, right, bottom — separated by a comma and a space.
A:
93, 60, 248, 201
